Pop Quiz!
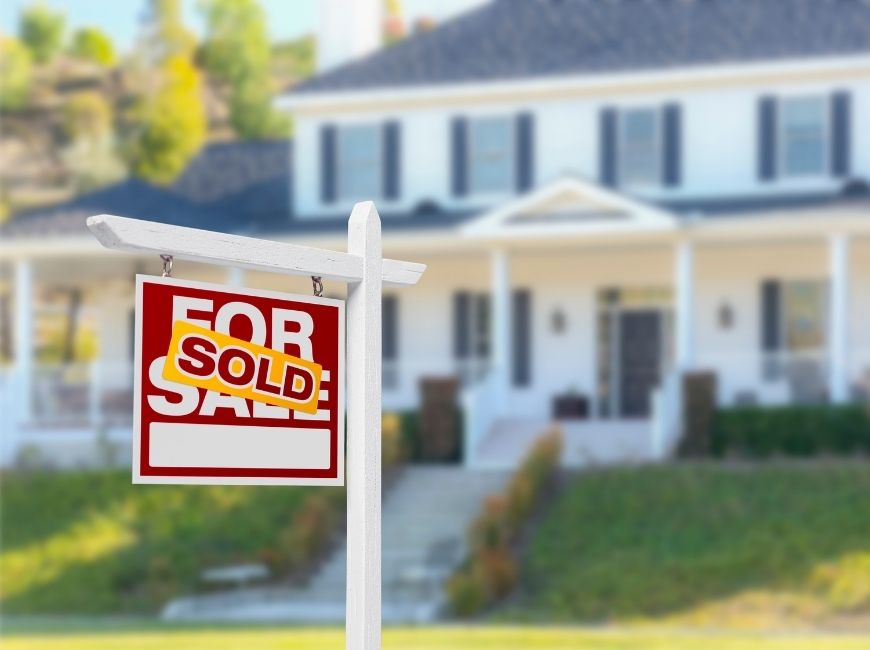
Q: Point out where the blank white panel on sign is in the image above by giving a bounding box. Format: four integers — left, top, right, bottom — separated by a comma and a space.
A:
149, 423, 331, 469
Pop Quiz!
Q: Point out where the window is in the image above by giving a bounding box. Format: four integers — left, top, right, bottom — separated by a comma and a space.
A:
761, 279, 828, 383
618, 108, 660, 187
468, 117, 513, 194
780, 96, 827, 177
337, 125, 381, 200
782, 281, 827, 352
453, 291, 490, 384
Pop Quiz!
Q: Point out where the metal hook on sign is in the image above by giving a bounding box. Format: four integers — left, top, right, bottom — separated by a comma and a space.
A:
311, 275, 323, 297
160, 254, 173, 278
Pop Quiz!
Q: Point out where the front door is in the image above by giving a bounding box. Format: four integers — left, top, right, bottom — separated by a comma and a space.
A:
618, 310, 662, 417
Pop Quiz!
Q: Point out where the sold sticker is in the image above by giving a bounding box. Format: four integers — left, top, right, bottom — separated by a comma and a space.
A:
163, 321, 323, 414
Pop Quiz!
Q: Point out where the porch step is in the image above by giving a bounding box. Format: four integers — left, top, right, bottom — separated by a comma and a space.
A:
474, 418, 655, 468
162, 466, 510, 623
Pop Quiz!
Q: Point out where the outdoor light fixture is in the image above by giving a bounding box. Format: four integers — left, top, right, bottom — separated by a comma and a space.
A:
552, 308, 566, 334
718, 302, 734, 330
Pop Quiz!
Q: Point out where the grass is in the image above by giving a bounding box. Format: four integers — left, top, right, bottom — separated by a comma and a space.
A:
510, 462, 870, 628
1, 624, 869, 650
0, 469, 344, 614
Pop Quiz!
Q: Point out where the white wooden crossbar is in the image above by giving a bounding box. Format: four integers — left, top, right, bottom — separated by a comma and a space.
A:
86, 213, 426, 287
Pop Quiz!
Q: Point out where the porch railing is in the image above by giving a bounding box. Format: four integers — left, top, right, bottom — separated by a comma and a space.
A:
461, 367, 504, 467
29, 360, 134, 427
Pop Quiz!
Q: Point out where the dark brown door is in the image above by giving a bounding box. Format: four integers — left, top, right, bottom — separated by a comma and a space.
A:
619, 310, 662, 417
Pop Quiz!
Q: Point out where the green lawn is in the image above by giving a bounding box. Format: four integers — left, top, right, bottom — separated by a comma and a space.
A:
511, 462, 870, 628
0, 469, 344, 614
1, 625, 868, 650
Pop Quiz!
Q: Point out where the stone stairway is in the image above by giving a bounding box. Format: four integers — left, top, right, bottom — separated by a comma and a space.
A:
163, 466, 509, 623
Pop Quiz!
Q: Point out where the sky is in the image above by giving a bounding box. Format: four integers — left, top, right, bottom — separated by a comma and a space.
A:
0, 0, 488, 50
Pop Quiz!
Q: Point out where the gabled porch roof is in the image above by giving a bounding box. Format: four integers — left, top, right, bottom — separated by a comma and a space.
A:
461, 176, 678, 242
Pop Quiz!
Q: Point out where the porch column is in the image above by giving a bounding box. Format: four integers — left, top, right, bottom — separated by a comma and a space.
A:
14, 258, 33, 423
675, 239, 695, 371
829, 233, 850, 404
226, 267, 245, 288
491, 248, 511, 410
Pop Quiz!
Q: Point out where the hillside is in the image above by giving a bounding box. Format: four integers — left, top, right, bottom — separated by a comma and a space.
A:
508, 462, 870, 630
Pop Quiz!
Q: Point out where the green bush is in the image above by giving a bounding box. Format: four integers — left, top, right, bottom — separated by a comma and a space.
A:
713, 404, 870, 458
397, 408, 464, 463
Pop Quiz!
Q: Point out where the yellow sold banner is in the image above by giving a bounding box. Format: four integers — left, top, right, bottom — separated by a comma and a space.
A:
163, 321, 323, 414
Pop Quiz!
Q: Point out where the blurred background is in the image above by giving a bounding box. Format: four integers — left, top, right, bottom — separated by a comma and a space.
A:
1, 1, 869, 648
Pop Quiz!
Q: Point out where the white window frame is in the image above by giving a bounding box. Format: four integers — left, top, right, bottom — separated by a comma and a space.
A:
467, 116, 515, 196
336, 124, 382, 201
617, 107, 662, 189
778, 95, 829, 179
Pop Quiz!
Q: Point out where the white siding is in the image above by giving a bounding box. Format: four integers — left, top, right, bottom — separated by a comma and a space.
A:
293, 73, 869, 219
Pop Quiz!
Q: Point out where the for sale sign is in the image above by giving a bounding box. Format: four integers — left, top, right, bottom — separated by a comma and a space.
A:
133, 276, 344, 485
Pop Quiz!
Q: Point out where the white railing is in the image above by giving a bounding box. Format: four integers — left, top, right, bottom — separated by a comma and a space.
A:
651, 369, 683, 460
461, 367, 505, 467
30, 360, 133, 427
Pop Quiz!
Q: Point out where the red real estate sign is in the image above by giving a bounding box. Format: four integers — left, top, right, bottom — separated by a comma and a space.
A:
134, 276, 345, 485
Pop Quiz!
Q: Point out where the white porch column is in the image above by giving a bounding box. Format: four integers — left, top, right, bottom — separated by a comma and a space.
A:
14, 259, 33, 423
226, 266, 245, 288
829, 233, 850, 404
491, 248, 511, 409
675, 239, 695, 371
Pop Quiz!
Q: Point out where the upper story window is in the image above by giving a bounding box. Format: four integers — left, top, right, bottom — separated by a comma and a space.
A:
337, 125, 382, 200
468, 117, 514, 194
780, 96, 827, 177
618, 108, 660, 187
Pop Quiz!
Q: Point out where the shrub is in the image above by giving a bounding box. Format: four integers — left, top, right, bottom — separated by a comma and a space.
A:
713, 404, 870, 458
446, 569, 488, 617
469, 495, 511, 551
280, 494, 338, 569
381, 412, 406, 469
477, 547, 518, 600
0, 36, 32, 111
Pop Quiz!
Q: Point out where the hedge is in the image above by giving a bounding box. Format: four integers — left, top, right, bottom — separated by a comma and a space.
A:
712, 404, 870, 458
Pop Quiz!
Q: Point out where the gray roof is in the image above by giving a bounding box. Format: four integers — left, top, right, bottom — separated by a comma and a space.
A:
292, 0, 870, 95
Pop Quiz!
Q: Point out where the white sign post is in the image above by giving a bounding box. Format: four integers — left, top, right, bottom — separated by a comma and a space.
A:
87, 201, 425, 650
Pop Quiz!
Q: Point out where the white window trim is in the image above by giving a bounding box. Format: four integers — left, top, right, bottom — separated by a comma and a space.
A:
336, 123, 383, 202
777, 94, 829, 180
616, 106, 663, 190
467, 115, 516, 198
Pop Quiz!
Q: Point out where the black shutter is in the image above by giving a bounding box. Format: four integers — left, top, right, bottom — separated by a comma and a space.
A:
320, 124, 337, 203
382, 295, 398, 361
758, 97, 777, 181
475, 294, 490, 359
383, 121, 401, 199
512, 289, 532, 387
451, 117, 468, 197
453, 292, 470, 359
761, 280, 781, 353
831, 91, 851, 177
599, 107, 618, 187
516, 112, 534, 193
663, 103, 682, 187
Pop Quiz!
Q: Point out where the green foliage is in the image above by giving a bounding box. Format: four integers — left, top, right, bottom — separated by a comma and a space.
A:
19, 3, 65, 64
127, 55, 206, 185
514, 463, 870, 625
449, 429, 562, 618
271, 35, 315, 81
146, 0, 197, 62
381, 412, 407, 468
0, 36, 32, 110
712, 405, 870, 458
0, 469, 344, 614
199, 0, 288, 139
69, 27, 116, 66
62, 91, 112, 140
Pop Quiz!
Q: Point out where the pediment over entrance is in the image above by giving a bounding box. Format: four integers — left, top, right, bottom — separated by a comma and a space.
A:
462, 176, 678, 239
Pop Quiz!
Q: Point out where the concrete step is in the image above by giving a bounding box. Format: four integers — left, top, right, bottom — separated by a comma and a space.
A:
163, 465, 509, 623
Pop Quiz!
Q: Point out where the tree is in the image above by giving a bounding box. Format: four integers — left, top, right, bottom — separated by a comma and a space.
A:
62, 91, 112, 140
199, 0, 288, 139
19, 3, 65, 64
141, 0, 196, 63
69, 27, 116, 66
61, 91, 125, 190
127, 55, 206, 184
0, 36, 32, 110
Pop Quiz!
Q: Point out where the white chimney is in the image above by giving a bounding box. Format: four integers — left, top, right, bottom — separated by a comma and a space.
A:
318, 0, 383, 73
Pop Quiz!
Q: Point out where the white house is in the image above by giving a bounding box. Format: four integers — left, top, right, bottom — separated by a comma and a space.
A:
2, 0, 870, 468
